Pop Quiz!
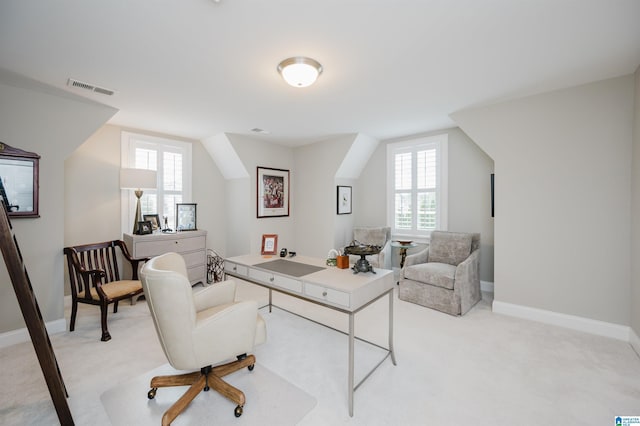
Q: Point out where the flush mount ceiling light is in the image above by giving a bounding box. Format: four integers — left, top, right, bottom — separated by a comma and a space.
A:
277, 57, 323, 88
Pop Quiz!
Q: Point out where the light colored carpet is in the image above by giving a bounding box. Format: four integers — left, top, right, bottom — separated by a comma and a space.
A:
101, 362, 316, 426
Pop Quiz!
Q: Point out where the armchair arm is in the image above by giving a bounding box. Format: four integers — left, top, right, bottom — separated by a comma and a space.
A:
193, 300, 260, 362
193, 280, 237, 312
403, 247, 429, 268
454, 249, 481, 312
116, 240, 149, 280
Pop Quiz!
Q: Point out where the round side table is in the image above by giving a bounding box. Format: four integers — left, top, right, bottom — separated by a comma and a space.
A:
391, 241, 418, 269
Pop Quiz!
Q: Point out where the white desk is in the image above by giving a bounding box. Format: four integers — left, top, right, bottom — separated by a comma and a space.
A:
225, 254, 396, 416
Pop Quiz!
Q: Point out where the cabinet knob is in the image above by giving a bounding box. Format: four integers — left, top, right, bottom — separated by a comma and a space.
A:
270, 277, 274, 282
233, 266, 237, 271
322, 291, 328, 297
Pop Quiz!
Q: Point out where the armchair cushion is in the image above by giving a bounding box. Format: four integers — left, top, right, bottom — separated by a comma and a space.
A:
428, 231, 472, 266
404, 262, 456, 290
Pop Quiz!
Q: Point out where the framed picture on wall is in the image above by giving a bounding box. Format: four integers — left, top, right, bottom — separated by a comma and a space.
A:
257, 166, 290, 218
337, 185, 352, 215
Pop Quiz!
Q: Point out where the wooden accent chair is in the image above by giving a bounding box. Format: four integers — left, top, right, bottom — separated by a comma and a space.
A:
64, 240, 146, 341
140, 252, 266, 425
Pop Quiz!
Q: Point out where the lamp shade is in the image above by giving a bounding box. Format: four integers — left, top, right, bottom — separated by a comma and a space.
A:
120, 168, 157, 190
277, 57, 323, 88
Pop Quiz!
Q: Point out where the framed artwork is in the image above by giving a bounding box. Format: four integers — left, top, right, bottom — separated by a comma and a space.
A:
176, 203, 197, 231
337, 185, 352, 215
0, 142, 40, 218
143, 214, 161, 231
257, 166, 290, 218
491, 173, 495, 218
261, 234, 278, 256
137, 220, 153, 235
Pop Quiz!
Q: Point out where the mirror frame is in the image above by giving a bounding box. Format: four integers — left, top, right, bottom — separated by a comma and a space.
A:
0, 142, 40, 218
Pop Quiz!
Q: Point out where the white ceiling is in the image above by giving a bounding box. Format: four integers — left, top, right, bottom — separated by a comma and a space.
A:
1, 0, 639, 147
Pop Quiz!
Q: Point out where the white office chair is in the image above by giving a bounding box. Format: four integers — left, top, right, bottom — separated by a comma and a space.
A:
140, 252, 266, 425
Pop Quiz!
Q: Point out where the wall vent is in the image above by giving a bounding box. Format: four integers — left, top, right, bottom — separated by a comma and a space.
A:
66, 78, 115, 96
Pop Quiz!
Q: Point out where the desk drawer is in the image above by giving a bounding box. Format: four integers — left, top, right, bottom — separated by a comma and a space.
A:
305, 283, 350, 307
135, 235, 206, 257
225, 262, 248, 277
248, 269, 302, 293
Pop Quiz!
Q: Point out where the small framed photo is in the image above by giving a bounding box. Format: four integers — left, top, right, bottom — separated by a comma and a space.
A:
143, 214, 161, 231
257, 166, 290, 218
176, 203, 197, 231
261, 234, 278, 256
337, 185, 352, 215
137, 220, 153, 235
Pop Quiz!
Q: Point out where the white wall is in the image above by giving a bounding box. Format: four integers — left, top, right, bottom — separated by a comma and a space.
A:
356, 128, 495, 281
632, 66, 640, 337
0, 71, 116, 332
226, 134, 295, 255
452, 75, 634, 325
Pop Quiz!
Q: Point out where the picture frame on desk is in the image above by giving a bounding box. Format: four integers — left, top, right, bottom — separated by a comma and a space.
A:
143, 214, 161, 231
176, 203, 197, 231
261, 234, 278, 256
137, 220, 153, 235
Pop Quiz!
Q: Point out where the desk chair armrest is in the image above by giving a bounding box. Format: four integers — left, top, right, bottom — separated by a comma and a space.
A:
193, 300, 259, 361
193, 279, 237, 312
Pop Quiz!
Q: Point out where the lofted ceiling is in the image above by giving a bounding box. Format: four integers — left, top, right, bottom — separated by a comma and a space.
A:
1, 0, 639, 147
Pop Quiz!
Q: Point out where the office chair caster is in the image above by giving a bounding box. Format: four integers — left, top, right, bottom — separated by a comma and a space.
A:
234, 405, 243, 417
248, 364, 255, 371
148, 388, 157, 399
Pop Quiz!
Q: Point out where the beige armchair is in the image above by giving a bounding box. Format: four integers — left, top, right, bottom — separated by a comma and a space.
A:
348, 226, 392, 269
399, 231, 480, 315
140, 252, 266, 425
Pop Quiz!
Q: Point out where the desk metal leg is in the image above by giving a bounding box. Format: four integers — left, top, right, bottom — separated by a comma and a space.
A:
348, 312, 355, 417
389, 289, 397, 365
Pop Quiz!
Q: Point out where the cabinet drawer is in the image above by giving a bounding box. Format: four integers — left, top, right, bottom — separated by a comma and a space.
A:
135, 236, 206, 257
187, 266, 205, 284
225, 262, 248, 277
182, 250, 205, 268
305, 283, 350, 307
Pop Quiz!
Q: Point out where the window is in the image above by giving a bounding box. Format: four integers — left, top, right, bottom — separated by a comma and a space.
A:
121, 131, 192, 232
387, 134, 447, 238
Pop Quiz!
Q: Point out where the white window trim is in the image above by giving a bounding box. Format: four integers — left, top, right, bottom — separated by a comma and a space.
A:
386, 134, 448, 242
120, 131, 192, 234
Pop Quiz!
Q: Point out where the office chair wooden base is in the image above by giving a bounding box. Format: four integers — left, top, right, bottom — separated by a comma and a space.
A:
147, 354, 256, 426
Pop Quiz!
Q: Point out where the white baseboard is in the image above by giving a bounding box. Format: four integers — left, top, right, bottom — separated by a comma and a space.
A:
630, 328, 640, 358
0, 318, 67, 349
480, 280, 494, 293
492, 300, 630, 342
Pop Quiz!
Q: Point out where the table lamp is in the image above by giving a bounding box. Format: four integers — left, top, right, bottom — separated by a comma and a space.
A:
120, 168, 157, 234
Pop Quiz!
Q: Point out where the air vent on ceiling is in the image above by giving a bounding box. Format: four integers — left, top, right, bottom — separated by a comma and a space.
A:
67, 78, 115, 96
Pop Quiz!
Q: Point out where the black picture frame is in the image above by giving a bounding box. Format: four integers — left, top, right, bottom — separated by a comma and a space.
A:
176, 203, 197, 231
0, 142, 40, 218
137, 220, 153, 235
143, 214, 161, 231
491, 173, 495, 218
257, 166, 290, 218
337, 185, 352, 215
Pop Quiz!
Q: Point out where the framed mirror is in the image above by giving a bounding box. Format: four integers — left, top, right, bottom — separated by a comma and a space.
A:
0, 143, 40, 218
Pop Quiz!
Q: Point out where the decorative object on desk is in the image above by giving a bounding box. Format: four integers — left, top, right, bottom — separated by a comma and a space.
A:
343, 241, 381, 274
137, 220, 153, 235
176, 203, 197, 231
0, 142, 40, 218
336, 255, 349, 269
336, 185, 352, 215
279, 248, 288, 257
162, 215, 173, 232
261, 234, 278, 255
257, 166, 289, 218
326, 248, 338, 266
207, 249, 225, 284
393, 240, 413, 246
120, 168, 157, 234
143, 214, 161, 231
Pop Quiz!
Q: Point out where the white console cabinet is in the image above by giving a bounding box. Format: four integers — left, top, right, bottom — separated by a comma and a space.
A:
123, 230, 207, 285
